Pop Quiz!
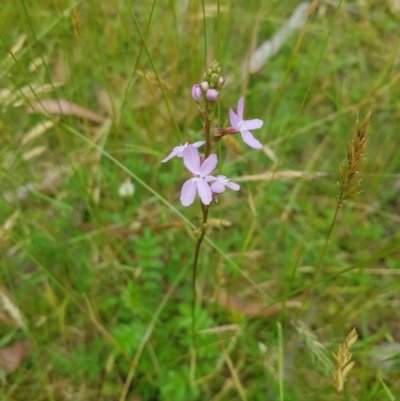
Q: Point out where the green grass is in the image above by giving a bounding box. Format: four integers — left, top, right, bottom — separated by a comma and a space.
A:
1, 1, 400, 400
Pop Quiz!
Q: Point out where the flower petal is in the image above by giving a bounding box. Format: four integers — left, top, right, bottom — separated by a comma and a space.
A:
180, 179, 197, 206
197, 180, 213, 205
176, 144, 189, 157
237, 97, 244, 120
161, 148, 178, 163
241, 130, 263, 149
199, 154, 217, 176
183, 145, 200, 173
193, 141, 206, 148
225, 181, 240, 191
215, 174, 228, 181
245, 118, 263, 130
210, 181, 225, 193
205, 175, 217, 182
229, 108, 240, 129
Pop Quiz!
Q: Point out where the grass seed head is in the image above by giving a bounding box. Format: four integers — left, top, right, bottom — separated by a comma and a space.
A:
338, 109, 372, 205
332, 327, 358, 393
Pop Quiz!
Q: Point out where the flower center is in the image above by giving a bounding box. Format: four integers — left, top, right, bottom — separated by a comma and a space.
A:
237, 120, 246, 131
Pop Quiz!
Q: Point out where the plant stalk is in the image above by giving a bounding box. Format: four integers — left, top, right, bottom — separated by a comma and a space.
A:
190, 110, 212, 382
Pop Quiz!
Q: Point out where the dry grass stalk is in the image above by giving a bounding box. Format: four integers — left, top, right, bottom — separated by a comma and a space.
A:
236, 170, 328, 182
0, 286, 23, 328
332, 327, 358, 393
21, 120, 54, 146
4, 34, 26, 62
338, 109, 372, 205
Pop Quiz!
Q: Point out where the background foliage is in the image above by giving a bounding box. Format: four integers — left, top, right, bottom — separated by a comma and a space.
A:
1, 0, 400, 400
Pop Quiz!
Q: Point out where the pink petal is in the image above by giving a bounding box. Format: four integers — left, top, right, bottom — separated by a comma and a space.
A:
180, 179, 197, 206
205, 175, 217, 182
161, 149, 178, 163
193, 141, 206, 148
237, 97, 244, 120
229, 108, 240, 129
210, 181, 225, 193
183, 145, 200, 173
225, 181, 240, 191
241, 130, 263, 149
245, 118, 263, 130
176, 145, 189, 157
199, 154, 217, 176
197, 180, 213, 205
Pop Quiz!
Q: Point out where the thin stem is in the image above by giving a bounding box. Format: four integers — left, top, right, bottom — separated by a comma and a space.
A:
204, 118, 211, 157
190, 199, 209, 384
191, 204, 209, 334
190, 108, 212, 382
277, 322, 284, 401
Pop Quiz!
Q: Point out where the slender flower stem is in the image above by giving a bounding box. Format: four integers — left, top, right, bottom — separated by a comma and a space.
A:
204, 118, 211, 157
191, 204, 209, 337
190, 113, 212, 382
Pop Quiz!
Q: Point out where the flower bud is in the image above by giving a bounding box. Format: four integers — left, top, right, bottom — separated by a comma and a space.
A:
217, 76, 225, 89
191, 84, 202, 102
209, 60, 220, 72
206, 89, 218, 102
211, 73, 218, 81
209, 73, 219, 88
200, 81, 209, 93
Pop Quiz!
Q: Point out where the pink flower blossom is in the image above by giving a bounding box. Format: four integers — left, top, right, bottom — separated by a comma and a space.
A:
192, 84, 202, 102
208, 175, 240, 193
206, 89, 218, 102
180, 146, 217, 206
229, 96, 263, 149
161, 141, 205, 163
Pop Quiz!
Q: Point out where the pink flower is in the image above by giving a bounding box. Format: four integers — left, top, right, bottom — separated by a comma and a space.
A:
229, 97, 263, 149
180, 146, 217, 206
161, 141, 205, 163
209, 175, 240, 193
192, 84, 202, 102
206, 89, 218, 102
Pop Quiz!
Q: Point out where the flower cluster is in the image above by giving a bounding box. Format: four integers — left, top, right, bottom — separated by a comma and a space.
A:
162, 61, 263, 207
163, 143, 240, 206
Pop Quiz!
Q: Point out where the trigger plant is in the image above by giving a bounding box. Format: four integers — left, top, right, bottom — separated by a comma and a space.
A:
161, 60, 263, 378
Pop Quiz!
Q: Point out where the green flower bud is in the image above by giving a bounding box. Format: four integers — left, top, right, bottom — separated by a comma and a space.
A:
210, 73, 219, 84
